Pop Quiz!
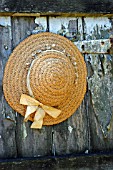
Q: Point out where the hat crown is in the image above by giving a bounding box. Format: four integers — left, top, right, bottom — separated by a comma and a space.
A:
30, 52, 76, 107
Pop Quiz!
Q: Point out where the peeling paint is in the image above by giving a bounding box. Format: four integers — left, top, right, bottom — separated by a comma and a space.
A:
75, 39, 110, 53
49, 17, 83, 41
0, 16, 12, 57
22, 123, 27, 139
5, 115, 15, 122
84, 17, 112, 40
1, 97, 6, 117
32, 17, 47, 33
0, 59, 3, 86
85, 150, 89, 154
68, 126, 73, 133
0, 17, 11, 27
15, 112, 18, 117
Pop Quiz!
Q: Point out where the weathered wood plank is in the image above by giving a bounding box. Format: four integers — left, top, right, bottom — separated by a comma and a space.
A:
12, 17, 47, 48
52, 101, 89, 155
0, 154, 113, 170
83, 17, 112, 41
49, 17, 83, 41
49, 17, 112, 54
75, 39, 111, 54
11, 16, 53, 157
49, 17, 89, 155
0, 0, 113, 14
84, 17, 113, 151
0, 17, 17, 158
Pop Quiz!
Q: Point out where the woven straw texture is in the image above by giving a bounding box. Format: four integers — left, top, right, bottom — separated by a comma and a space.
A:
3, 32, 87, 125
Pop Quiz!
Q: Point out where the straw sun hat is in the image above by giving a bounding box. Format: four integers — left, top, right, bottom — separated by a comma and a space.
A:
3, 32, 87, 129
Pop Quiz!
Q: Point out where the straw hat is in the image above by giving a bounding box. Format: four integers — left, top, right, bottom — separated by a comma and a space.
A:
3, 32, 87, 127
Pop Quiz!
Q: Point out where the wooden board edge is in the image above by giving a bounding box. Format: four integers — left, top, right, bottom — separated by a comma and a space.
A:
1, 12, 113, 17
0, 153, 113, 169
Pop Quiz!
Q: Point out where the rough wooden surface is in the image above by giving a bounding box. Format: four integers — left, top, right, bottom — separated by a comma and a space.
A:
0, 0, 113, 14
83, 17, 113, 152
1, 154, 113, 170
0, 17, 17, 158
1, 15, 113, 159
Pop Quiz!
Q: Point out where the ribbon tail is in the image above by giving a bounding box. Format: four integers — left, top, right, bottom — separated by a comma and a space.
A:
42, 105, 61, 118
24, 105, 38, 122
31, 108, 45, 129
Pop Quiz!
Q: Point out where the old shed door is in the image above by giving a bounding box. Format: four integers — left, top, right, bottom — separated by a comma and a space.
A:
0, 15, 113, 158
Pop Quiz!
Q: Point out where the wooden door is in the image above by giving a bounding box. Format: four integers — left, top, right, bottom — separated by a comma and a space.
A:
0, 15, 113, 158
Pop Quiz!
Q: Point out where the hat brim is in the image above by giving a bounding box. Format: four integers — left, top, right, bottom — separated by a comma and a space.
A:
3, 32, 87, 125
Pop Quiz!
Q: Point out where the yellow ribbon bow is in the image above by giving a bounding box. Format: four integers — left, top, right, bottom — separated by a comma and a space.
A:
20, 94, 61, 129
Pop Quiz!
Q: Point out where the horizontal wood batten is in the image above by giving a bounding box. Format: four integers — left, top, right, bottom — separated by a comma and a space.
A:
1, 12, 113, 17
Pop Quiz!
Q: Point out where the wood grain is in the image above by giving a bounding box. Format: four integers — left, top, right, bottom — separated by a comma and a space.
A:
84, 17, 113, 152
0, 17, 17, 158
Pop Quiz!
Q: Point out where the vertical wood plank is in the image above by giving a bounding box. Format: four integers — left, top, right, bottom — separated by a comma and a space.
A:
11, 16, 53, 157
84, 17, 113, 151
49, 17, 89, 155
0, 17, 17, 158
